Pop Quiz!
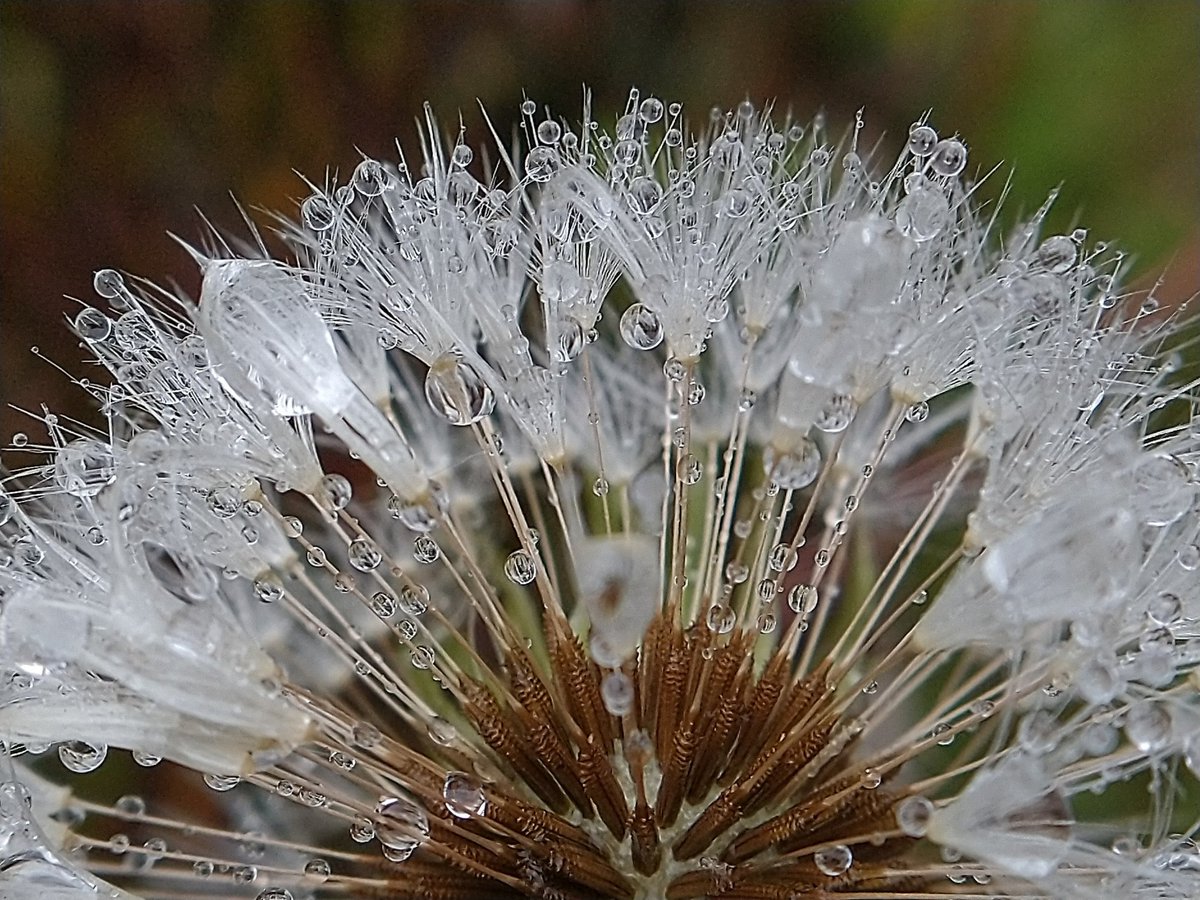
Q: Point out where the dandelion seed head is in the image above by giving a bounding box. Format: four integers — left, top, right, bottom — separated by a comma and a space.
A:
1, 90, 1199, 900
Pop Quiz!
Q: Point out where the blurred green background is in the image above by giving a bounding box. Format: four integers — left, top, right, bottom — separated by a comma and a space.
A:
2, 0, 1197, 438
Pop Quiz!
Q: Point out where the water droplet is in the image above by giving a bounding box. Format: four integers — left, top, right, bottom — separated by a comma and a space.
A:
592, 477, 610, 496
399, 584, 429, 616
600, 671, 634, 715
929, 138, 967, 177
815, 393, 855, 432
116, 794, 146, 815
1037, 235, 1077, 274
282, 516, 303, 537
1147, 592, 1183, 627
301, 194, 336, 231
1131, 453, 1193, 527
253, 575, 283, 603
424, 354, 496, 426
410, 645, 435, 669
303, 858, 331, 883
639, 97, 664, 123
525, 146, 561, 182
814, 844, 853, 876
896, 796, 934, 837
369, 590, 397, 619
907, 124, 937, 157
620, 303, 664, 350
1124, 703, 1171, 752
59, 740, 107, 773
74, 307, 112, 342
132, 750, 161, 767
93, 268, 126, 299
203, 774, 241, 792
320, 473, 353, 511
376, 796, 430, 859
349, 815, 375, 843
348, 538, 382, 572
905, 401, 930, 423
256, 888, 293, 900
353, 159, 387, 196
677, 453, 703, 484
413, 535, 440, 564
504, 549, 537, 585
705, 604, 735, 634
763, 438, 821, 489
788, 584, 819, 614
536, 119, 562, 145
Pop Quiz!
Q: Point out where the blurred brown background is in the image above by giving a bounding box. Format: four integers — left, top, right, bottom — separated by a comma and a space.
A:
2, 0, 1198, 440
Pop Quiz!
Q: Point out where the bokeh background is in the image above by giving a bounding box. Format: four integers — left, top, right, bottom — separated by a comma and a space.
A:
2, 0, 1198, 439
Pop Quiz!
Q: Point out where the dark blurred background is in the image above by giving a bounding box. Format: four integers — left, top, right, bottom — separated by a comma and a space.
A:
2, 0, 1198, 439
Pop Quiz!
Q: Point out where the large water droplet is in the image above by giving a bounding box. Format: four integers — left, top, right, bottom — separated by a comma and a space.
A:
620, 303, 665, 350
59, 740, 108, 773
424, 355, 495, 426
503, 549, 537, 585
442, 772, 487, 819
814, 844, 853, 876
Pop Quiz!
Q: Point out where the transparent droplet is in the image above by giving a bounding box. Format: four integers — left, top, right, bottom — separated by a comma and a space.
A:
639, 97, 664, 123
1124, 703, 1171, 752
536, 119, 562, 145
353, 159, 387, 196
349, 815, 375, 843
399, 584, 429, 616
74, 307, 112, 342
814, 844, 853, 876
1147, 592, 1183, 627
282, 516, 303, 537
303, 858, 331, 883
601, 671, 634, 715
705, 604, 735, 634
788, 584, 819, 614
504, 549, 537, 585
763, 438, 821, 489
320, 473, 353, 511
1037, 235, 1077, 274
301, 194, 336, 231
525, 146, 561, 182
425, 355, 496, 426
348, 538, 382, 572
203, 774, 241, 792
620, 303, 664, 350
905, 401, 930, 423
906, 124, 937, 157
410, 645, 435, 669
375, 796, 430, 859
253, 575, 284, 603
929, 138, 967, 177
59, 740, 107, 773
677, 453, 703, 484
895, 796, 933, 837
413, 535, 440, 564
592, 477, 610, 497
256, 888, 293, 900
1131, 453, 1193, 526
370, 590, 397, 618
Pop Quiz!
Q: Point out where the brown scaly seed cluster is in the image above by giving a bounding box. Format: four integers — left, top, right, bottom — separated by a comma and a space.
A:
2, 91, 1198, 900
